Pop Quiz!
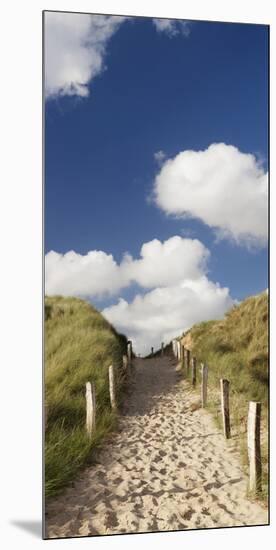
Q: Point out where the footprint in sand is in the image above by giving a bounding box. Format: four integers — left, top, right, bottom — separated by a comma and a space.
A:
45, 357, 268, 538
104, 511, 119, 528
182, 508, 195, 520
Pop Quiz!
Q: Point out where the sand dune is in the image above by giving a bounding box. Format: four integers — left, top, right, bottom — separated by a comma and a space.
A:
45, 356, 268, 538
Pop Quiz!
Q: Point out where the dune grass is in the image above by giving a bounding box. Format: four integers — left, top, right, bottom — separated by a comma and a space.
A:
181, 291, 269, 501
44, 296, 128, 498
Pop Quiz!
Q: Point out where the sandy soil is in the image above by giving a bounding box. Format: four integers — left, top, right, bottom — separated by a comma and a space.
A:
45, 356, 268, 538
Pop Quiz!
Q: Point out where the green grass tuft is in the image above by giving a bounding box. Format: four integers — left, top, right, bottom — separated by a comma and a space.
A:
182, 290, 269, 502
45, 296, 127, 498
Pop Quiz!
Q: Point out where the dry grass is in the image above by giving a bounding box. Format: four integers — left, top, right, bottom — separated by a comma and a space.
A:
181, 291, 269, 502
45, 296, 128, 498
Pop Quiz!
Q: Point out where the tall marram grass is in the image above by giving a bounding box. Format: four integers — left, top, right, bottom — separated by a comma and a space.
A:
45, 296, 128, 498
181, 291, 269, 501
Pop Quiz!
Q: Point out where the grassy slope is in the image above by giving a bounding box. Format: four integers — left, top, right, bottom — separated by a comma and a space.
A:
45, 296, 128, 498
181, 291, 269, 499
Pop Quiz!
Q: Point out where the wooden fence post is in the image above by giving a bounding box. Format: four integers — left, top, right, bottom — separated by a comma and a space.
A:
177, 341, 181, 361
182, 346, 185, 369
173, 339, 177, 358
86, 381, 96, 437
109, 365, 117, 411
191, 357, 196, 386
127, 341, 132, 365
220, 379, 231, 439
201, 363, 208, 407
151, 347, 154, 357
122, 354, 128, 374
161, 342, 164, 356
247, 401, 262, 494
186, 349, 191, 375
180, 344, 184, 368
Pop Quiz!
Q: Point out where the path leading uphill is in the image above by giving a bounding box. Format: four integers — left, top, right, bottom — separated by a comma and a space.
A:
46, 357, 268, 537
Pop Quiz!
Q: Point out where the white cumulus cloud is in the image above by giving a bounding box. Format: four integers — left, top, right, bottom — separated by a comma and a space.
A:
46, 236, 233, 355
44, 13, 192, 99
123, 236, 209, 288
103, 277, 233, 355
153, 18, 191, 37
154, 143, 268, 247
44, 12, 126, 99
45, 249, 125, 297
45, 236, 209, 296
154, 150, 167, 165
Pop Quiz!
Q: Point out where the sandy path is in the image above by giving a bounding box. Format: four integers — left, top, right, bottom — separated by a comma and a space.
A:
45, 357, 268, 538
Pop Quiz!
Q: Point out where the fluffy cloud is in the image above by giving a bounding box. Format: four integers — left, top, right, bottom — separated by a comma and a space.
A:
154, 150, 167, 165
45, 236, 208, 296
45, 249, 125, 297
123, 236, 209, 288
46, 236, 233, 355
103, 277, 233, 355
45, 12, 125, 99
153, 18, 190, 37
44, 13, 192, 99
154, 143, 268, 247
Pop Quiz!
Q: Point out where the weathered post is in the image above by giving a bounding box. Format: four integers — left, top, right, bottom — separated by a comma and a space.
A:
127, 341, 132, 365
247, 401, 262, 494
86, 381, 96, 437
220, 379, 231, 439
182, 346, 186, 369
201, 363, 208, 408
180, 343, 184, 368
173, 339, 177, 358
151, 347, 154, 357
177, 341, 181, 361
191, 356, 197, 386
109, 365, 117, 411
122, 354, 128, 375
186, 349, 191, 375
161, 342, 164, 356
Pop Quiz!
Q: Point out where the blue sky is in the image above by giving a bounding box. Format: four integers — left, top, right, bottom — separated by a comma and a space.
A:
45, 13, 268, 353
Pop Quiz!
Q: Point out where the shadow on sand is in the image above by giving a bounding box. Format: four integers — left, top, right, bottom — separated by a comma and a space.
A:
120, 356, 181, 417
